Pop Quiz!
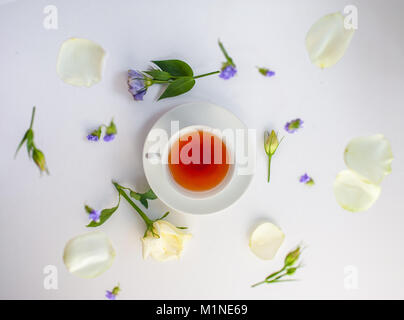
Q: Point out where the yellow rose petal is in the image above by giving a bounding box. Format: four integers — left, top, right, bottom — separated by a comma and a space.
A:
57, 38, 106, 87
344, 134, 393, 184
63, 231, 115, 278
334, 170, 381, 213
249, 222, 285, 260
306, 12, 355, 68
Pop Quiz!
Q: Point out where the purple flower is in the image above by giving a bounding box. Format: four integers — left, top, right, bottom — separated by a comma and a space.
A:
87, 134, 99, 142
266, 70, 276, 77
300, 173, 314, 186
284, 119, 303, 133
219, 65, 237, 80
128, 70, 147, 101
258, 67, 276, 77
103, 134, 115, 142
88, 209, 101, 223
105, 290, 116, 300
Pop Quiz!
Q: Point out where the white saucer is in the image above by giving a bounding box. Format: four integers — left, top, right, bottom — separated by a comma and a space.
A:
142, 102, 255, 215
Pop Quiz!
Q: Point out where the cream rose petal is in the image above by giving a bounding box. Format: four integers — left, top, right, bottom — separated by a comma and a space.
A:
344, 134, 393, 184
334, 170, 381, 213
249, 222, 285, 260
142, 220, 192, 262
63, 231, 115, 278
305, 12, 355, 68
57, 38, 106, 87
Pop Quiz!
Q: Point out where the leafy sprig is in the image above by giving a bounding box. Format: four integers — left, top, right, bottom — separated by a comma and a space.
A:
128, 60, 220, 101
85, 182, 179, 237
251, 246, 303, 288
15, 106, 49, 174
116, 185, 157, 209
218, 40, 237, 79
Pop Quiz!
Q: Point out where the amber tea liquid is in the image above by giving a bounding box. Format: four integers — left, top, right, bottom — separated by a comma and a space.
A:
168, 130, 230, 192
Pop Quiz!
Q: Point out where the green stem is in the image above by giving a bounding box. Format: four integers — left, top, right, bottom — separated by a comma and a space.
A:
251, 280, 267, 288
218, 40, 234, 66
152, 71, 220, 83
265, 266, 286, 281
193, 71, 220, 79
152, 79, 172, 84
112, 182, 153, 227
29, 106, 36, 129
267, 272, 288, 283
252, 269, 288, 288
267, 155, 272, 183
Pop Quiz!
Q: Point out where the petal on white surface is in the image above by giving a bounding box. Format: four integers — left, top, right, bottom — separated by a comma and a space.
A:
57, 38, 106, 87
249, 222, 285, 260
142, 220, 192, 262
63, 231, 115, 278
344, 134, 393, 184
305, 12, 355, 68
334, 170, 381, 213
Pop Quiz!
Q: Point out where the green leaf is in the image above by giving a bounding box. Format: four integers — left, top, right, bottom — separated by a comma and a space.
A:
140, 198, 148, 208
84, 205, 94, 214
158, 77, 195, 100
129, 188, 157, 209
106, 119, 117, 135
129, 191, 141, 200
142, 189, 157, 200
15, 130, 31, 157
87, 195, 121, 228
152, 60, 194, 77
144, 70, 171, 81
158, 211, 170, 220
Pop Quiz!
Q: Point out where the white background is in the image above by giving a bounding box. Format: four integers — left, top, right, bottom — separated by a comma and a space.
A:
0, 0, 403, 300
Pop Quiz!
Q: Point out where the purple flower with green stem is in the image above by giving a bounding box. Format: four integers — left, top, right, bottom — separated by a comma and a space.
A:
85, 205, 101, 223
300, 173, 314, 186
128, 60, 220, 101
257, 67, 276, 77
218, 40, 237, 79
106, 284, 120, 300
285, 118, 303, 133
86, 118, 117, 142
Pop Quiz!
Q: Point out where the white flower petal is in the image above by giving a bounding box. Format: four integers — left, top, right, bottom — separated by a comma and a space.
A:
142, 220, 192, 262
57, 38, 106, 87
334, 170, 381, 213
249, 222, 285, 260
306, 12, 355, 68
344, 134, 393, 184
63, 231, 115, 278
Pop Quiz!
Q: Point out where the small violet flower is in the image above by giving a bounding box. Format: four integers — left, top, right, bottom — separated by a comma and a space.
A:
285, 118, 303, 133
219, 65, 237, 79
106, 284, 120, 300
88, 209, 101, 223
218, 40, 237, 80
86, 134, 99, 142
258, 67, 276, 77
127, 70, 149, 101
103, 134, 115, 142
87, 119, 117, 143
299, 173, 314, 186
105, 291, 116, 300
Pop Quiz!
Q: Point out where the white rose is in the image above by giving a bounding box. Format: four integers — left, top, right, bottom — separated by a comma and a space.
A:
142, 220, 192, 262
